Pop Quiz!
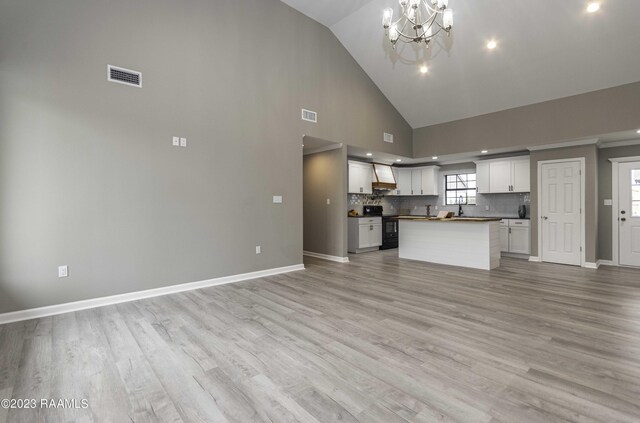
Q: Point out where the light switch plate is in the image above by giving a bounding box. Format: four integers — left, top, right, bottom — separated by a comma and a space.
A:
58, 265, 68, 278
179, 137, 187, 147
255, 246, 261, 254
273, 196, 283, 204
172, 136, 180, 146
326, 198, 331, 205
604, 199, 612, 206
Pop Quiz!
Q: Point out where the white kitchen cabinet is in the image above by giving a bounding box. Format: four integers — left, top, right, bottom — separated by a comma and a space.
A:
420, 166, 440, 196
499, 220, 510, 252
348, 217, 382, 253
500, 219, 530, 256
390, 166, 439, 196
489, 161, 512, 193
511, 159, 531, 193
411, 168, 422, 195
389, 168, 412, 196
348, 161, 373, 194
476, 162, 490, 194
476, 156, 531, 194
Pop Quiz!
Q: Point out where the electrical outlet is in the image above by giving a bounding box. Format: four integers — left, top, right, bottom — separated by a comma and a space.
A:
485, 205, 490, 211
58, 265, 68, 278
326, 198, 331, 205
604, 199, 612, 206
273, 196, 283, 204
255, 246, 261, 254
179, 137, 187, 147
172, 136, 180, 146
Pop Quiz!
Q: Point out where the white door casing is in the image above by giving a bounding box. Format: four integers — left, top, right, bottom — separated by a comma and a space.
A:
618, 161, 640, 267
540, 160, 582, 266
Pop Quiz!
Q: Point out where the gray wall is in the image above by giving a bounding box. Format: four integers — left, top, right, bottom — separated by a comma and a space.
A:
0, 0, 412, 313
303, 147, 347, 258
413, 82, 640, 158
597, 144, 640, 261
529, 145, 598, 262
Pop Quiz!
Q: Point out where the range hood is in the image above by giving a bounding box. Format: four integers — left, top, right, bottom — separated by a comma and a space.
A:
372, 163, 397, 190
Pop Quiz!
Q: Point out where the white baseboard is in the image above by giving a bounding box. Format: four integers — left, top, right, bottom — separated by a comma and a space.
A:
0, 264, 305, 325
597, 260, 614, 267
528, 256, 541, 262
584, 262, 599, 269
303, 251, 349, 263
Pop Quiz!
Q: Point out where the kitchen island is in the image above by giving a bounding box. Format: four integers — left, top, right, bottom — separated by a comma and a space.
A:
397, 217, 501, 270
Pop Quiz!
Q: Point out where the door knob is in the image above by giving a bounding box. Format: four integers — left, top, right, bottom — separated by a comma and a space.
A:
621, 218, 627, 222
542, 216, 548, 220
621, 210, 626, 215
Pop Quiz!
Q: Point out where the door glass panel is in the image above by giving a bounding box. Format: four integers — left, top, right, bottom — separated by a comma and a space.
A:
633, 169, 640, 217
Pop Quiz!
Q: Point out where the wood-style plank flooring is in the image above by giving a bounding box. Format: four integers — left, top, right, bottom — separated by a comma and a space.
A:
2, 251, 640, 422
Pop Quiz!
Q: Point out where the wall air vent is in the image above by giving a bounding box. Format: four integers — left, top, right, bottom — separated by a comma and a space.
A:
108, 65, 142, 87
383, 132, 394, 143
301, 109, 317, 123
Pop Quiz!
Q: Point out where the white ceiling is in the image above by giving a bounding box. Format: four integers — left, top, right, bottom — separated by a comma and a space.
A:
283, 0, 640, 128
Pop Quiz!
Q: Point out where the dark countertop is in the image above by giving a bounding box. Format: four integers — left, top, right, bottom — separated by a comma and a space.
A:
382, 214, 530, 220
396, 216, 502, 222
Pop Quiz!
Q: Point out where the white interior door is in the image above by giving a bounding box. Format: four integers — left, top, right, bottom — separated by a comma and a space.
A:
618, 161, 640, 267
541, 161, 582, 266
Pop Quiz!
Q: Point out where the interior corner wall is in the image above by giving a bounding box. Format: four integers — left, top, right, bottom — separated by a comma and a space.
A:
597, 144, 640, 261
0, 0, 411, 314
413, 82, 640, 158
529, 145, 598, 263
303, 147, 348, 258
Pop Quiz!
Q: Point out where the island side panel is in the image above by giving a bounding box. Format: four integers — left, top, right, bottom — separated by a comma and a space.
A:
398, 220, 500, 270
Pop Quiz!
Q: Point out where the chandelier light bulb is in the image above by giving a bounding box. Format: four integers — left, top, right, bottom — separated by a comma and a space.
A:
420, 65, 428, 74
437, 0, 449, 9
443, 9, 453, 29
389, 23, 400, 43
487, 39, 497, 50
409, 0, 420, 9
586, 2, 600, 13
399, 0, 408, 6
382, 8, 393, 28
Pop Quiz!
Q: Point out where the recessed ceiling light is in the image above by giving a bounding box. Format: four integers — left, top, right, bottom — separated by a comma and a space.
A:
586, 2, 600, 13
432, 156, 439, 160
487, 40, 497, 50
481, 150, 488, 154
366, 153, 373, 157
396, 159, 402, 162
420, 66, 428, 74
636, 129, 640, 134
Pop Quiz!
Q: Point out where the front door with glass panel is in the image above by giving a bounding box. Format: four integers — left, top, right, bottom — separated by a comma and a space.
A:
619, 162, 640, 267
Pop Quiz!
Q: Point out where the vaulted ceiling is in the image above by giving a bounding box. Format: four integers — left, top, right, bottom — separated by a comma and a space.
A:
281, 0, 640, 129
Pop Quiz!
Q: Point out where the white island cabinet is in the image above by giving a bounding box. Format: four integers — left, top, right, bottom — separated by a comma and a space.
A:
398, 218, 501, 270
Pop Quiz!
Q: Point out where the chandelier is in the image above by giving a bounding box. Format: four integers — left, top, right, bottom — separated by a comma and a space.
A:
382, 0, 453, 48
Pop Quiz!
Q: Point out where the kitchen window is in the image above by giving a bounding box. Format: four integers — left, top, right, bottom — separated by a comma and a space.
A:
445, 173, 477, 205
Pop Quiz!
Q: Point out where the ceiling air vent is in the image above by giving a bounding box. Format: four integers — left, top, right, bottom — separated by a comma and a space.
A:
301, 109, 317, 123
383, 132, 394, 143
108, 65, 142, 87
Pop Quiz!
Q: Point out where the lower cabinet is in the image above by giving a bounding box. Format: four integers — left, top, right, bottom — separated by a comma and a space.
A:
500, 219, 530, 255
348, 217, 382, 253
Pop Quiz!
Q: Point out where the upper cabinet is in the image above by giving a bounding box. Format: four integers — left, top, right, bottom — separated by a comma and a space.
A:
348, 161, 373, 194
390, 166, 439, 196
391, 168, 412, 196
475, 156, 530, 194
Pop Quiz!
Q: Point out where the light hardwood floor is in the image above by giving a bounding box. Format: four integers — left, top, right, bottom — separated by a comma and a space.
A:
1, 251, 640, 422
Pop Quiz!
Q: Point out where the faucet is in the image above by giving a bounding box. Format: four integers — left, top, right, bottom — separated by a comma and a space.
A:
458, 195, 464, 216
425, 205, 431, 217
